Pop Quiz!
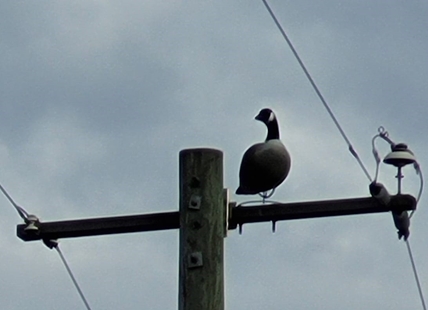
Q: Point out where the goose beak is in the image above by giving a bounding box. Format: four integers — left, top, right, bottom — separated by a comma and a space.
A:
255, 112, 262, 121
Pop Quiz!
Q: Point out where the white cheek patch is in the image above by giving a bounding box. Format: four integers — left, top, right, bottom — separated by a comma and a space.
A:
268, 112, 275, 122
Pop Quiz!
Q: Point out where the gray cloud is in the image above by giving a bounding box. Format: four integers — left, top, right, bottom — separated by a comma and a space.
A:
0, 1, 427, 309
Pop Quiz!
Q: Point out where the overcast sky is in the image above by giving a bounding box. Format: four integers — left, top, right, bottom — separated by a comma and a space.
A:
1, 1, 428, 309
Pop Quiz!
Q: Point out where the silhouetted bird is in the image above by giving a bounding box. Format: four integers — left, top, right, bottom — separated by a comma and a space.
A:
236, 108, 291, 195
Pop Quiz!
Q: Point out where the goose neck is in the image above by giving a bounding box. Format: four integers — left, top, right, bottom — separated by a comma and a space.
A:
266, 120, 280, 141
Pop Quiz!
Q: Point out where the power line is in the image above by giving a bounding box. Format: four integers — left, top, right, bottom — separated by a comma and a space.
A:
405, 239, 427, 310
260, 0, 372, 182
260, 2, 426, 308
49, 241, 93, 310
0, 181, 92, 308
0, 183, 29, 221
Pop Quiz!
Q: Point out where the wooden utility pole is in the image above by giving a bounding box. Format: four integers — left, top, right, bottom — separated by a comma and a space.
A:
179, 148, 225, 310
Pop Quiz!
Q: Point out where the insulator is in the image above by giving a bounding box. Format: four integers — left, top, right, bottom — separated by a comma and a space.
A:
383, 143, 416, 168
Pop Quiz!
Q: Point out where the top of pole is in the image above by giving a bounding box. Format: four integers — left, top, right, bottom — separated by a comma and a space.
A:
179, 148, 223, 157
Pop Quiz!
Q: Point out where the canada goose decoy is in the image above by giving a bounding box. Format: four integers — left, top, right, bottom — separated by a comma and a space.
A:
236, 108, 291, 196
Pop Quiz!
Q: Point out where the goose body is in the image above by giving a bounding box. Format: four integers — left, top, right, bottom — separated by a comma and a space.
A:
236, 108, 291, 195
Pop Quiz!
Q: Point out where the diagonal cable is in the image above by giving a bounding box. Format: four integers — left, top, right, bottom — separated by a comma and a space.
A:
0, 183, 29, 221
261, 0, 372, 182
53, 243, 93, 310
406, 239, 427, 310
0, 181, 91, 309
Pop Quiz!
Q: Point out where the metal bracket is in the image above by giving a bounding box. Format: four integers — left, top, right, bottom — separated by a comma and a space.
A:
188, 252, 203, 268
224, 189, 231, 237
188, 195, 202, 210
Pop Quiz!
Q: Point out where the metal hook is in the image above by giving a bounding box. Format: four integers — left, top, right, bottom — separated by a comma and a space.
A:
258, 189, 275, 204
377, 126, 395, 146
378, 126, 386, 135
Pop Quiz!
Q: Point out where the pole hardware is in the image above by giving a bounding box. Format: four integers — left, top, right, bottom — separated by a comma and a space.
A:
369, 182, 410, 240
383, 143, 417, 195
188, 252, 203, 269
24, 214, 40, 233
188, 195, 202, 210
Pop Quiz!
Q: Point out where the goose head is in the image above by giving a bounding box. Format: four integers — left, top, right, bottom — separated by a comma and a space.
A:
255, 108, 280, 141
